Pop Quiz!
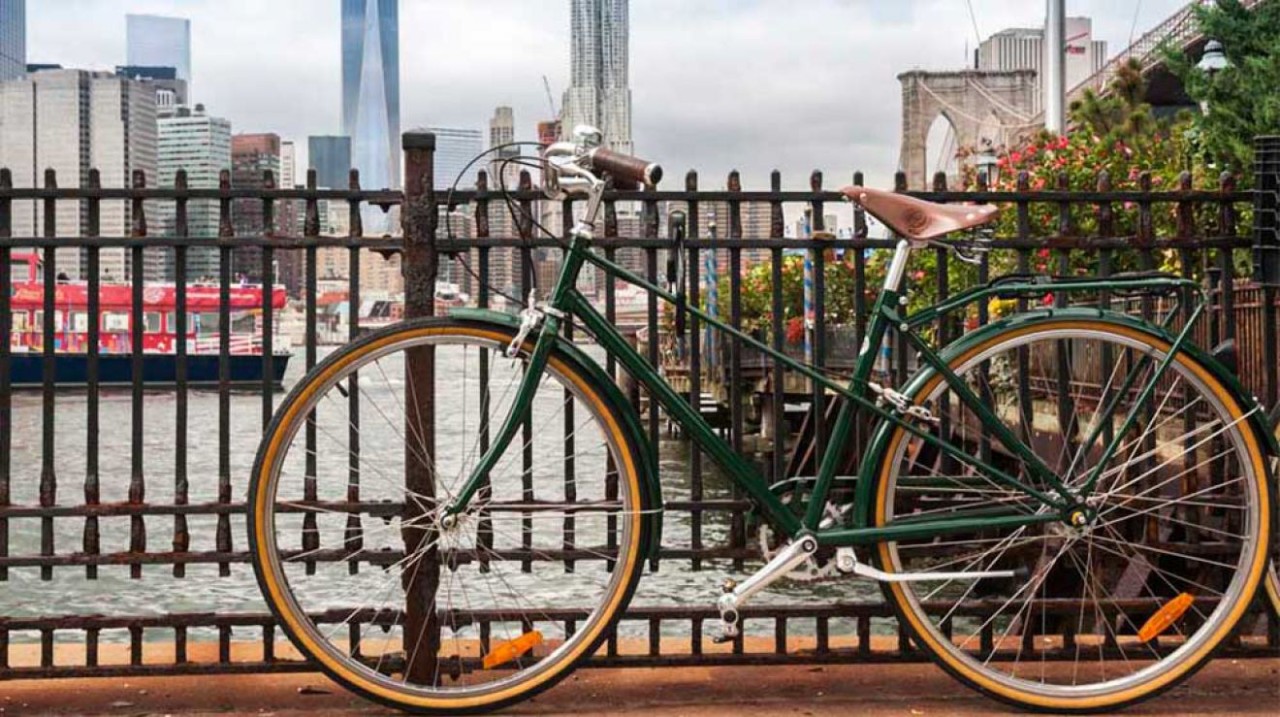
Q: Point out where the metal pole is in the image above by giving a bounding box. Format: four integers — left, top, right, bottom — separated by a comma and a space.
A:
400, 131, 439, 685
1044, 0, 1066, 133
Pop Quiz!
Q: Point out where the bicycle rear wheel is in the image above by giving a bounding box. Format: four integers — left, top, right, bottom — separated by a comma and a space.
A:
872, 318, 1271, 713
249, 318, 651, 713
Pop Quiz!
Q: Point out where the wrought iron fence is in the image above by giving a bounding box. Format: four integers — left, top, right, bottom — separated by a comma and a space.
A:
0, 133, 1276, 681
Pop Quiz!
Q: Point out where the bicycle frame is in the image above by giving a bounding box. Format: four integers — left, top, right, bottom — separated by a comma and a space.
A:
443, 217, 1206, 549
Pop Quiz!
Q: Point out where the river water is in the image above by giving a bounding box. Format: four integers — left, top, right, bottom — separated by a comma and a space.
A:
2, 344, 881, 640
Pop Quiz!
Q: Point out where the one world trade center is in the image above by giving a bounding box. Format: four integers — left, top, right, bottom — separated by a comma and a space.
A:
342, 0, 400, 229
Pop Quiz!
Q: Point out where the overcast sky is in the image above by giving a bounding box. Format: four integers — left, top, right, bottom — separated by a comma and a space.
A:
28, 0, 1187, 191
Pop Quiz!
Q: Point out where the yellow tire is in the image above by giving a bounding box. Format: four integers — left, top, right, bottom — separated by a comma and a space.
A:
249, 318, 652, 713
872, 318, 1271, 713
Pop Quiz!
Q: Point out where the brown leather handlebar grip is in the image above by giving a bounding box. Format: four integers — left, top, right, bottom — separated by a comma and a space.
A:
587, 148, 663, 187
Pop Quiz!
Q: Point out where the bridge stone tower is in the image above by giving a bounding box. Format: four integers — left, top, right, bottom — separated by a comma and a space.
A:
898, 69, 1038, 190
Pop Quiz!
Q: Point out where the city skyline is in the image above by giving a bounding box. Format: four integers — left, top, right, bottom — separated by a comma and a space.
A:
21, 0, 1190, 191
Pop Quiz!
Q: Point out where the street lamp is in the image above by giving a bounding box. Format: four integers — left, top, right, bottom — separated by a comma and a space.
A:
1196, 39, 1232, 114
1197, 39, 1230, 77
974, 149, 998, 187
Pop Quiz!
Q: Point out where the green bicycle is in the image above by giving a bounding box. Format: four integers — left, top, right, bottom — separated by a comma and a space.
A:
249, 128, 1275, 714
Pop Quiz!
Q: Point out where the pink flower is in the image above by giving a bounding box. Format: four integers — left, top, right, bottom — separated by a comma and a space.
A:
1011, 151, 1023, 163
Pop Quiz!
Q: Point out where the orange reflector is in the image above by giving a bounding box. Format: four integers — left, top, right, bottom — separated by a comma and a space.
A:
482, 630, 543, 669
1137, 593, 1195, 643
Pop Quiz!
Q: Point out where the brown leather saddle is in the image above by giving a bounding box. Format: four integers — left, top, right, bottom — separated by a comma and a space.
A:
839, 186, 1000, 241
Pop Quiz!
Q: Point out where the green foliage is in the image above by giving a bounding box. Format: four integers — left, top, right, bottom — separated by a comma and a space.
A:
1163, 0, 1280, 179
1068, 59, 1161, 148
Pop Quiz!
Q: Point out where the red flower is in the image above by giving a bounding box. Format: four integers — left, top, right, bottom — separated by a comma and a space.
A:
785, 317, 804, 345
1042, 293, 1055, 306
1037, 248, 1051, 259
1011, 151, 1023, 163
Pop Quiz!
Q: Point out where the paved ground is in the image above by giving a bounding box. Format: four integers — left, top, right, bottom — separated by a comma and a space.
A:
1, 658, 1277, 716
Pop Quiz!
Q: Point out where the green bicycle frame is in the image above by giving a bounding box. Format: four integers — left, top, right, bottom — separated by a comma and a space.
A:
444, 226, 1204, 548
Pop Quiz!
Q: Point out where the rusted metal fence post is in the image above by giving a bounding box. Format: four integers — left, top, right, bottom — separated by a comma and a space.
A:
400, 131, 439, 683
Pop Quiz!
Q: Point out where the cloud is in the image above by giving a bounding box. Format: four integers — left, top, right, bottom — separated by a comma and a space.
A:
27, 0, 1190, 193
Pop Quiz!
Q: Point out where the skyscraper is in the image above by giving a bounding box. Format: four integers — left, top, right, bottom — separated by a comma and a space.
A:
156, 104, 231, 281
230, 133, 282, 280
425, 126, 483, 192
563, 0, 632, 154
0, 0, 25, 82
976, 18, 1107, 112
489, 106, 516, 157
308, 135, 352, 190
0, 68, 156, 281
126, 14, 192, 94
342, 0, 400, 193
116, 65, 188, 117
275, 140, 305, 294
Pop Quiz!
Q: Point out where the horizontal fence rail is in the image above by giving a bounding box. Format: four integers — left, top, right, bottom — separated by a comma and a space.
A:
0, 133, 1277, 682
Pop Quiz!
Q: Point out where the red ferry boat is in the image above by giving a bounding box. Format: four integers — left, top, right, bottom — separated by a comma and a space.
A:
6, 252, 290, 387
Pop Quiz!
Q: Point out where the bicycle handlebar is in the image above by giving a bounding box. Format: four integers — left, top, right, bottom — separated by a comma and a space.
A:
586, 148, 663, 187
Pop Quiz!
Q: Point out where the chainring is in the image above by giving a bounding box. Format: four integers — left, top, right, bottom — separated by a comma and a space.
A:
755, 491, 841, 583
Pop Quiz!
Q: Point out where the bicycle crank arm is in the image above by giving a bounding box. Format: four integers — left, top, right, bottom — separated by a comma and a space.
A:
714, 535, 818, 641
835, 547, 1025, 582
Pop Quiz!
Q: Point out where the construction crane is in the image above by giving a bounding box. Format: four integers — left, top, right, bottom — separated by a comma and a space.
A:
542, 75, 558, 119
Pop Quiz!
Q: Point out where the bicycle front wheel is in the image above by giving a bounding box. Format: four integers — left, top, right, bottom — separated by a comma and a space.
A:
872, 318, 1271, 713
249, 318, 651, 714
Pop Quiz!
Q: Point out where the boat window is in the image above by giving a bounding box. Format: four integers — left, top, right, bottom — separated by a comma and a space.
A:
70, 312, 89, 332
194, 312, 220, 333
144, 312, 162, 333
232, 314, 256, 333
32, 310, 64, 329
103, 312, 130, 332
12, 312, 28, 332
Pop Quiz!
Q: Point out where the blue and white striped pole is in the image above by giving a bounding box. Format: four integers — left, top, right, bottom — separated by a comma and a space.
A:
801, 210, 814, 364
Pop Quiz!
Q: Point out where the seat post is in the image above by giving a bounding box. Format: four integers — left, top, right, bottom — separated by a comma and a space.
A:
883, 239, 913, 294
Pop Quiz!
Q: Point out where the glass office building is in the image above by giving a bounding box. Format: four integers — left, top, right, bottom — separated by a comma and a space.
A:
342, 0, 399, 192
308, 135, 352, 191
424, 127, 482, 192
126, 14, 192, 94
0, 0, 24, 82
